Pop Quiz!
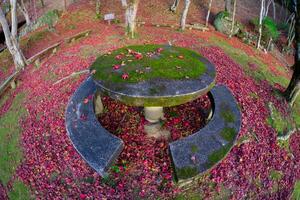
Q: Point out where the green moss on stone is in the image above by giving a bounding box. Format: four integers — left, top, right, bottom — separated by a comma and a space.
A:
221, 109, 235, 123
91, 44, 207, 83
220, 127, 236, 142
176, 166, 198, 180
206, 144, 232, 168
190, 145, 198, 153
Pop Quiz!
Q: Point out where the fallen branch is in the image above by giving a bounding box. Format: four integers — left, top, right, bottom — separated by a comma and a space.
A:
27, 41, 62, 63
0, 71, 19, 96
64, 29, 92, 43
53, 69, 89, 85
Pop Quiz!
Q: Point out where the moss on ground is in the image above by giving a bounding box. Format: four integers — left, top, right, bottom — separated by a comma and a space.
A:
210, 36, 300, 132
209, 37, 290, 87
292, 180, 300, 200
0, 92, 29, 200
267, 103, 293, 136
269, 169, 283, 181
8, 179, 32, 200
91, 44, 207, 83
190, 145, 198, 153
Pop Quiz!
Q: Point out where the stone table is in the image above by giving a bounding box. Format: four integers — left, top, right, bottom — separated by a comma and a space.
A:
90, 44, 216, 123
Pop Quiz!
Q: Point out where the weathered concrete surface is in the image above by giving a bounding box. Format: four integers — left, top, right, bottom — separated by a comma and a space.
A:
65, 77, 124, 177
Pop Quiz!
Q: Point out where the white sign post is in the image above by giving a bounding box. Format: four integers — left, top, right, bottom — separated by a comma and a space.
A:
104, 13, 115, 25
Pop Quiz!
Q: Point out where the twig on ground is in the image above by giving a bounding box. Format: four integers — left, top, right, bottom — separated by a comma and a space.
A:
53, 69, 89, 85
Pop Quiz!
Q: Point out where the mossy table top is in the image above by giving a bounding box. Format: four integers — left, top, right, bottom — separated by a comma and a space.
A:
90, 45, 216, 107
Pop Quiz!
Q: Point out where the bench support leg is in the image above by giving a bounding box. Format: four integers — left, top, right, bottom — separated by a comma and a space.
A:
144, 107, 164, 123
94, 91, 104, 116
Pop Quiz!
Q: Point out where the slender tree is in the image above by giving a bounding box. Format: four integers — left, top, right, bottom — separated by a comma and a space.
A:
121, 0, 127, 7
180, 0, 190, 30
64, 0, 67, 11
284, 0, 300, 106
0, 0, 27, 70
229, 0, 237, 37
18, 0, 32, 27
225, 0, 232, 13
125, 0, 139, 38
205, 0, 213, 27
95, 0, 100, 17
170, 0, 180, 12
257, 0, 265, 49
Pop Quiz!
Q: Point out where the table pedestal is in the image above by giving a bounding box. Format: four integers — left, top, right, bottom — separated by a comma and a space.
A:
144, 107, 164, 123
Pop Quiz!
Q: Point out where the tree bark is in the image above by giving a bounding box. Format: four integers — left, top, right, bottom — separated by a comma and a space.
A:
257, 0, 265, 49
180, 0, 190, 30
121, 0, 127, 7
18, 0, 32, 27
40, 0, 45, 7
205, 0, 213, 27
170, 0, 180, 12
10, 0, 18, 38
64, 0, 67, 11
125, 0, 139, 38
225, 0, 232, 13
284, 0, 300, 107
0, 6, 26, 70
95, 0, 100, 16
229, 0, 237, 38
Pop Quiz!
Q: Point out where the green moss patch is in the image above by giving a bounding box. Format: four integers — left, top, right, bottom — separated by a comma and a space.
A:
8, 179, 32, 200
190, 145, 198, 153
91, 45, 206, 83
207, 144, 232, 168
176, 166, 198, 180
269, 169, 283, 181
292, 180, 300, 200
220, 127, 236, 142
0, 93, 27, 186
221, 108, 235, 123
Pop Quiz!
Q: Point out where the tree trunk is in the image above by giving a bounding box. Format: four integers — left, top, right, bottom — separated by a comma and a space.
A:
205, 0, 213, 27
257, 0, 265, 49
0, 6, 26, 70
180, 0, 190, 31
229, 0, 237, 38
225, 0, 232, 13
64, 0, 67, 11
284, 0, 300, 107
170, 0, 180, 12
121, 0, 127, 7
10, 0, 18, 38
125, 0, 139, 38
40, 0, 45, 7
18, 0, 32, 28
96, 0, 101, 17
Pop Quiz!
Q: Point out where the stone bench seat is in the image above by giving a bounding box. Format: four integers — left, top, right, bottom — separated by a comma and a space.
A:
65, 77, 124, 177
169, 85, 241, 181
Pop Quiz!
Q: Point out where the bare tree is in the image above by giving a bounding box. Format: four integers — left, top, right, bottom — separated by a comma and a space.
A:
121, 0, 127, 7
225, 0, 232, 13
229, 0, 237, 37
206, 0, 213, 27
95, 0, 100, 17
284, 0, 300, 106
40, 0, 45, 7
257, 0, 265, 49
170, 0, 180, 12
18, 0, 32, 27
64, 0, 67, 11
0, 0, 27, 70
125, 0, 139, 38
180, 0, 190, 30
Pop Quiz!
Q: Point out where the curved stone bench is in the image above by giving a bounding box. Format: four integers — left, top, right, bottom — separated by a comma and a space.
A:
169, 85, 241, 181
65, 77, 124, 177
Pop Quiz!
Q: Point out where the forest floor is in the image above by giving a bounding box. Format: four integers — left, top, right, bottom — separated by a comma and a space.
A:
0, 0, 299, 199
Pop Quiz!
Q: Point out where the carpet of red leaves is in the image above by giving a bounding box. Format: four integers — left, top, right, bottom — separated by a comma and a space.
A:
0, 1, 299, 199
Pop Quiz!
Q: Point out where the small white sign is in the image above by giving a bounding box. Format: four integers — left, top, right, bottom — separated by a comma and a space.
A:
104, 13, 115, 21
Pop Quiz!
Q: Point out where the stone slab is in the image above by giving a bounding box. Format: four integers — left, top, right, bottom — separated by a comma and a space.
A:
169, 85, 241, 181
65, 77, 124, 177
